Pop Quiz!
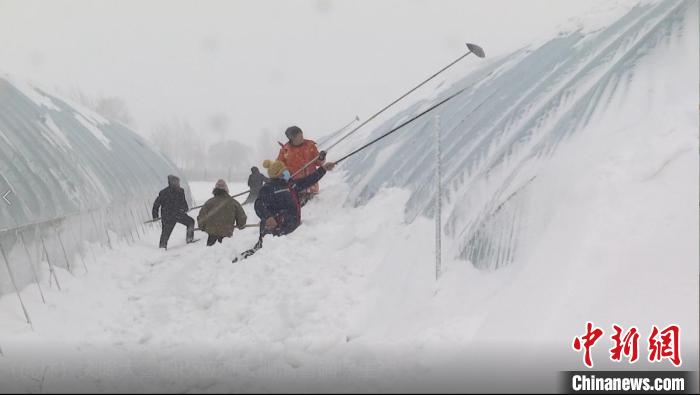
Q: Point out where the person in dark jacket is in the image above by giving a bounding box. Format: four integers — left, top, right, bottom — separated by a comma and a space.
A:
152, 175, 195, 249
243, 166, 269, 205
254, 159, 335, 240
197, 179, 247, 246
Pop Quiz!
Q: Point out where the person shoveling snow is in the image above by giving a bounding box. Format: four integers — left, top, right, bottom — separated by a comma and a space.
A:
197, 179, 248, 246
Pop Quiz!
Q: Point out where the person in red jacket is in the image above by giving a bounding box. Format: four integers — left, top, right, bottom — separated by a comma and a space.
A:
277, 126, 327, 206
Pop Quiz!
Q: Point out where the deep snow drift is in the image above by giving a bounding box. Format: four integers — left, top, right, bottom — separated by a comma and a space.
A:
0, 176, 489, 392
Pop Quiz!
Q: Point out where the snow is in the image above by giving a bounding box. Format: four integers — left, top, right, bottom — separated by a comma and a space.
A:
0, 74, 191, 306
39, 114, 73, 150
1, 149, 696, 391
0, 175, 483, 391
0, 127, 16, 150
2, 74, 61, 111
339, 0, 698, 270
74, 113, 112, 150
0, 174, 440, 392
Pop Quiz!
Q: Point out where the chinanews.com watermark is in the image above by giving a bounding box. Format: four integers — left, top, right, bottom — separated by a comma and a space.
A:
565, 371, 688, 393
561, 321, 695, 394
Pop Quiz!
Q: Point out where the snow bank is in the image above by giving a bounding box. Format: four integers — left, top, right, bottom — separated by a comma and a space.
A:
0, 158, 695, 392
0, 174, 434, 392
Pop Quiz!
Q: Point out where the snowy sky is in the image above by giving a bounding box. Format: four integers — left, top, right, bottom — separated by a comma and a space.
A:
0, 0, 635, 148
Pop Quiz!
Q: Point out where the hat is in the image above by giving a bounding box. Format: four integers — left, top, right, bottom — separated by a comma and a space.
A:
262, 159, 287, 178
214, 179, 229, 194
167, 175, 180, 187
285, 126, 302, 140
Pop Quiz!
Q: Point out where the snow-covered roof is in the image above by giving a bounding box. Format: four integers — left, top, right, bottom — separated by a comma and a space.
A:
0, 76, 190, 231
340, 0, 697, 269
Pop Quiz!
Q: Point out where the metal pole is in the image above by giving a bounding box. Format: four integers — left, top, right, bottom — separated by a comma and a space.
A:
134, 206, 146, 236
0, 243, 33, 327
125, 208, 135, 245
143, 204, 150, 233
434, 115, 443, 280
89, 211, 99, 244
18, 232, 45, 303
325, 49, 474, 152
140, 213, 147, 235
86, 211, 99, 262
121, 206, 134, 244
336, 84, 469, 164
129, 208, 141, 240
145, 46, 486, 223
70, 217, 89, 274
319, 115, 360, 146
75, 213, 90, 273
104, 226, 113, 250
129, 210, 137, 243
144, 201, 151, 227
145, 200, 156, 229
145, 118, 359, 224
293, 43, 485, 178
105, 206, 121, 247
79, 252, 88, 274
41, 237, 61, 290
111, 207, 122, 245
56, 232, 72, 274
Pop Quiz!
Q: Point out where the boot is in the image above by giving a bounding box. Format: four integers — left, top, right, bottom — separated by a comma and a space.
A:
298, 191, 311, 207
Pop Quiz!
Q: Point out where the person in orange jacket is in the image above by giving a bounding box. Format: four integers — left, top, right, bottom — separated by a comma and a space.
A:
277, 125, 327, 206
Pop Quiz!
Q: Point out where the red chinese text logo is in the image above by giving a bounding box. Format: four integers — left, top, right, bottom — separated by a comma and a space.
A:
573, 323, 681, 368
610, 324, 640, 363
572, 321, 604, 368
648, 324, 682, 367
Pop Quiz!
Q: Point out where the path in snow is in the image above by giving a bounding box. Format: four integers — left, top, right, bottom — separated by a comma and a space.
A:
1, 169, 697, 392
0, 174, 454, 392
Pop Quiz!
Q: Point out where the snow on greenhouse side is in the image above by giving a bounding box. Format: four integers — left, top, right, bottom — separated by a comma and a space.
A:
74, 113, 112, 149
2, 74, 61, 111
40, 114, 73, 150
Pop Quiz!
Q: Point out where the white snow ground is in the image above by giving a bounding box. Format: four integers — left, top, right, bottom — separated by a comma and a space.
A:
0, 153, 697, 392
0, 176, 471, 392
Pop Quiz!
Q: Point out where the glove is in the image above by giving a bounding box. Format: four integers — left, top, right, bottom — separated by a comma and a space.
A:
265, 217, 278, 230
322, 161, 336, 171
318, 150, 327, 161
